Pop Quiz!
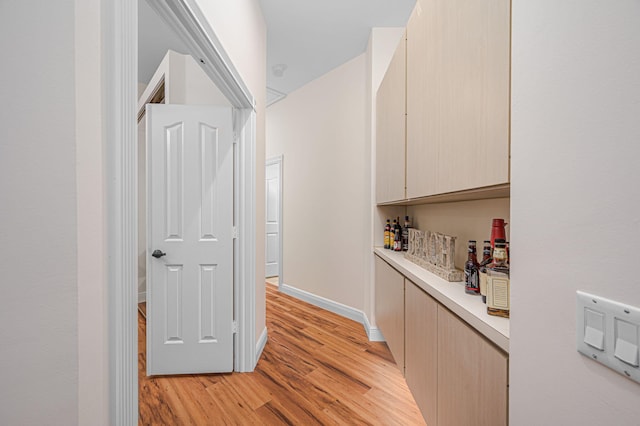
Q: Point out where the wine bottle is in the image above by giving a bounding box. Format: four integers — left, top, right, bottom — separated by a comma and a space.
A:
393, 217, 402, 251
464, 240, 480, 294
479, 240, 492, 303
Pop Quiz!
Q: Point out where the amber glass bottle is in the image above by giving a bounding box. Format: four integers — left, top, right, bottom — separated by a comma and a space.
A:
464, 241, 480, 294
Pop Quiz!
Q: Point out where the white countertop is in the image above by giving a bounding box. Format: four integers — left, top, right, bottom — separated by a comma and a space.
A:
374, 247, 510, 353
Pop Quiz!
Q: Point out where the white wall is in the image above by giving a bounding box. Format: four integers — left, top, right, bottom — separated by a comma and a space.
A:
266, 54, 368, 311
195, 0, 267, 343
76, 0, 108, 424
366, 28, 406, 325
0, 1, 79, 424
1, 1, 265, 423
511, 1, 640, 424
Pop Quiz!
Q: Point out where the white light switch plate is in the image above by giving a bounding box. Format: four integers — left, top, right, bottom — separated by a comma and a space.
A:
577, 291, 640, 384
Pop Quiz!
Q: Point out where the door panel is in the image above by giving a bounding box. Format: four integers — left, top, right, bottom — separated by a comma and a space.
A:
147, 104, 233, 375
265, 160, 280, 278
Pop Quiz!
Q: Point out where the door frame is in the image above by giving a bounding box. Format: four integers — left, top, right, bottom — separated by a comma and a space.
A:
266, 155, 284, 286
104, 0, 257, 422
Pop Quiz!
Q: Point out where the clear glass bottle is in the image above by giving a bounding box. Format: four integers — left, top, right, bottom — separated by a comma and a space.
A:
464, 240, 480, 294
486, 239, 510, 318
402, 215, 411, 251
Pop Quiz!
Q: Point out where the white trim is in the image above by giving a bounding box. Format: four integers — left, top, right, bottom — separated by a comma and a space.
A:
255, 327, 268, 364
107, 0, 258, 422
280, 284, 363, 323
104, 0, 138, 423
149, 0, 254, 109
265, 155, 284, 287
280, 284, 382, 342
266, 86, 287, 107
363, 315, 385, 342
234, 108, 258, 372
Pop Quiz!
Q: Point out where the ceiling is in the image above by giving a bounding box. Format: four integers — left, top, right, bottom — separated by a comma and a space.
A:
138, 0, 190, 85
139, 0, 416, 99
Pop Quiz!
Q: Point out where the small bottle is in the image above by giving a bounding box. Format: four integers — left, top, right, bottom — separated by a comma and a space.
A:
402, 215, 411, 251
389, 219, 398, 250
486, 239, 510, 318
384, 219, 391, 249
478, 240, 492, 304
464, 240, 480, 294
393, 217, 402, 251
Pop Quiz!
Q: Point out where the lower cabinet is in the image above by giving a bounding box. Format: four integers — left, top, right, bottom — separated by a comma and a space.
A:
375, 255, 509, 425
437, 306, 508, 426
405, 281, 438, 426
374, 256, 405, 372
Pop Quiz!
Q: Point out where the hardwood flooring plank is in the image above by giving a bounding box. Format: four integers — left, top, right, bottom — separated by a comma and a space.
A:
218, 373, 273, 411
322, 399, 374, 426
204, 381, 265, 424
254, 401, 297, 426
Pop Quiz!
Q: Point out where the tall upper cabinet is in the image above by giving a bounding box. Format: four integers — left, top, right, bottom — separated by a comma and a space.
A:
377, 0, 511, 203
376, 33, 407, 203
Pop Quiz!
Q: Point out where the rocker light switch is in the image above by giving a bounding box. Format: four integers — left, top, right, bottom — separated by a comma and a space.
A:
614, 318, 639, 367
577, 291, 640, 385
584, 308, 605, 350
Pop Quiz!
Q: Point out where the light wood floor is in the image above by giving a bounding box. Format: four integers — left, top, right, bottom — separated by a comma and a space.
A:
265, 276, 279, 286
139, 284, 426, 425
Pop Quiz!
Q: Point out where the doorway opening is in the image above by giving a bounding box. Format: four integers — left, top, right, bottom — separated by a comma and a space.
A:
106, 0, 259, 421
265, 155, 283, 289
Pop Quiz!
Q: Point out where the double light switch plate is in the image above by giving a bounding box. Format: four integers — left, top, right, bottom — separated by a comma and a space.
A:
577, 291, 640, 384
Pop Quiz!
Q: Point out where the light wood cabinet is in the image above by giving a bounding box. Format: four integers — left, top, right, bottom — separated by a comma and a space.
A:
374, 253, 509, 425
405, 280, 438, 426
437, 305, 508, 426
404, 0, 511, 198
374, 256, 405, 371
375, 34, 406, 203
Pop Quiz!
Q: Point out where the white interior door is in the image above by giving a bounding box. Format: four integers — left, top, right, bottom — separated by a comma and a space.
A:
265, 159, 281, 278
146, 104, 234, 375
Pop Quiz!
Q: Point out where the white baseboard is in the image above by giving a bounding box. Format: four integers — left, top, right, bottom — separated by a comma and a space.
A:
138, 291, 146, 304
279, 283, 386, 343
255, 327, 268, 365
363, 314, 386, 342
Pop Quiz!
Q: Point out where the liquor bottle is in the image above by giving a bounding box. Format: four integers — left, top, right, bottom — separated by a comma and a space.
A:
486, 239, 510, 318
464, 240, 480, 294
389, 219, 398, 250
384, 219, 391, 249
401, 215, 411, 251
393, 217, 402, 251
478, 240, 492, 304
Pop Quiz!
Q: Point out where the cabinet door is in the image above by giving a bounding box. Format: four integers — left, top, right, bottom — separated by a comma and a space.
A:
376, 34, 406, 203
437, 305, 508, 426
374, 256, 405, 372
405, 281, 438, 426
406, 0, 511, 198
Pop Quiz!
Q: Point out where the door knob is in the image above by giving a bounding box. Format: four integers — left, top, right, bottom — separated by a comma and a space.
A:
152, 249, 166, 259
